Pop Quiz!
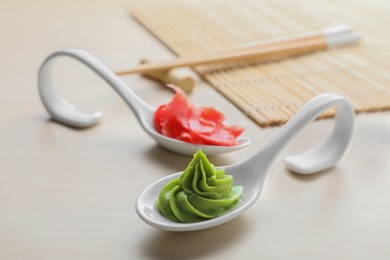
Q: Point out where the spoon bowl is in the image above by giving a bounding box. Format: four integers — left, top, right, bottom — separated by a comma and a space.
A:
38, 49, 250, 155
136, 93, 355, 231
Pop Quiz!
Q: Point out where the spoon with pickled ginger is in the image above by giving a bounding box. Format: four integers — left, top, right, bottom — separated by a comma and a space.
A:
38, 49, 250, 155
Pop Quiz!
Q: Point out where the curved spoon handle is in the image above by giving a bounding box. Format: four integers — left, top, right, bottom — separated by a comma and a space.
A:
38, 48, 154, 128
259, 93, 354, 174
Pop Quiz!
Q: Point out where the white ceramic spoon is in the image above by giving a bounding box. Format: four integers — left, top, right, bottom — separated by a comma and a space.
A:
136, 93, 355, 231
38, 49, 250, 155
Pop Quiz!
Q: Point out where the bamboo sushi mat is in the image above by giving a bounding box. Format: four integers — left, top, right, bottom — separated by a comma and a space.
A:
129, 0, 390, 126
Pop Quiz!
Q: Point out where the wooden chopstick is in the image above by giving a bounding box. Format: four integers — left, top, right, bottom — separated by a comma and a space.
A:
115, 25, 360, 76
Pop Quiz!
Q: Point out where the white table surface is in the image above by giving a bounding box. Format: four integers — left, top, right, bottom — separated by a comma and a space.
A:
1, 0, 389, 259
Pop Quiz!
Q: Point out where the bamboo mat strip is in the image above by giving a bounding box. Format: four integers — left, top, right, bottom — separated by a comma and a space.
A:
129, 0, 390, 126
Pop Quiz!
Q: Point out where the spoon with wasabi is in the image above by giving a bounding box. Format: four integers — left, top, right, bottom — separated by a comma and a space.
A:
136, 93, 354, 231
38, 49, 250, 155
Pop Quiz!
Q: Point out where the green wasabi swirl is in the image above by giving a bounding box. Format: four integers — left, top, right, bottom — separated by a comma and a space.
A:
157, 150, 243, 223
